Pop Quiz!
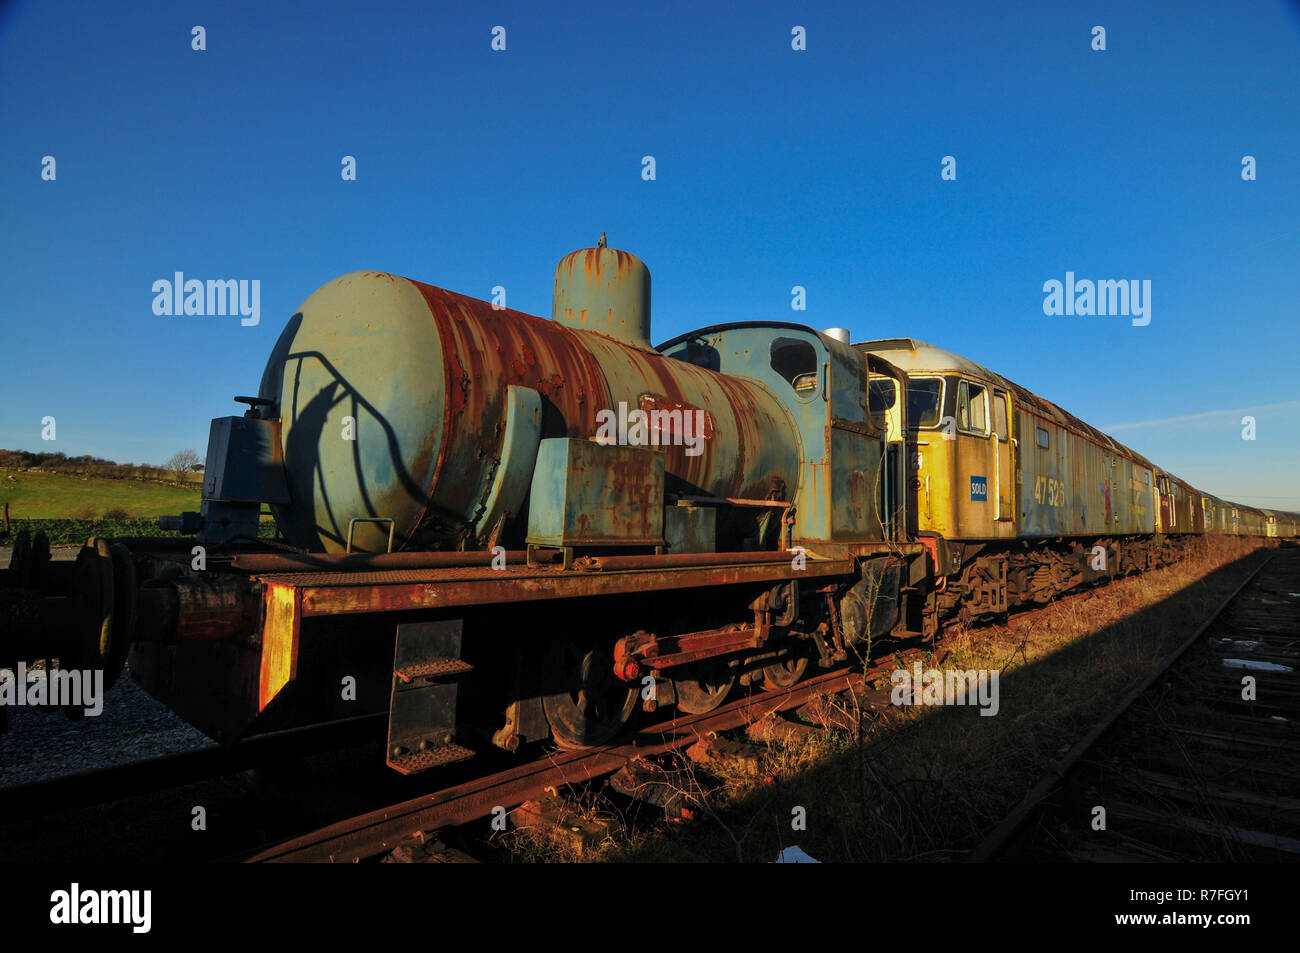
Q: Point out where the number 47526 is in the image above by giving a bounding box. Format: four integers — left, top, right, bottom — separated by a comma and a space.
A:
1034, 475, 1064, 506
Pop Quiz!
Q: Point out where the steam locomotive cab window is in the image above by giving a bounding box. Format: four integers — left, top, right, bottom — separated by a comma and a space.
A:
675, 338, 721, 372
956, 380, 988, 435
905, 377, 943, 428
770, 337, 819, 397
869, 379, 896, 429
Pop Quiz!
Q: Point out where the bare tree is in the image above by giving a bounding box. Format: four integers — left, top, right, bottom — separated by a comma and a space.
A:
164, 449, 202, 475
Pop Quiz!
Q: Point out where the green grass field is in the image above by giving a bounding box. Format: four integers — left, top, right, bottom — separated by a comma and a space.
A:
0, 469, 279, 546
0, 468, 200, 519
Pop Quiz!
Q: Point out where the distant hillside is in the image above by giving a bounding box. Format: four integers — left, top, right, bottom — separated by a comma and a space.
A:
0, 449, 204, 488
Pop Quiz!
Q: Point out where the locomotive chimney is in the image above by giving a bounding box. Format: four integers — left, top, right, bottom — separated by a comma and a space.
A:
552, 235, 652, 349
822, 327, 851, 344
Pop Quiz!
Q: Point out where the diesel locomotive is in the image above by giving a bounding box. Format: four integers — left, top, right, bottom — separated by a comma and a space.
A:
2, 239, 1294, 771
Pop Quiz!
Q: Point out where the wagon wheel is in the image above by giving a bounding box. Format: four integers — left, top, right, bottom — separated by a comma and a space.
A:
542, 638, 639, 750
759, 650, 809, 692
673, 657, 739, 714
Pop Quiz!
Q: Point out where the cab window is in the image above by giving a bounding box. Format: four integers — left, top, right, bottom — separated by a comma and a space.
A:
992, 393, 1008, 440
956, 380, 988, 434
905, 377, 943, 428
868, 379, 896, 429
770, 337, 818, 396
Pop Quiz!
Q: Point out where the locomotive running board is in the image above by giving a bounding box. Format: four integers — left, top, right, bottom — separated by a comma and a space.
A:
386, 619, 475, 775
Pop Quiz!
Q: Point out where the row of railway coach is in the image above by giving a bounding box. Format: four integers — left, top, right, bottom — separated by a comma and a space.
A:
1, 239, 1296, 771
856, 338, 1300, 621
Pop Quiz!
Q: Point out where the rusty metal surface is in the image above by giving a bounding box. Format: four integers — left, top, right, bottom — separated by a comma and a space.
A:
525, 439, 665, 548
261, 269, 809, 554
388, 744, 476, 775
570, 322, 802, 520
1017, 409, 1153, 537
386, 619, 469, 774
231, 550, 537, 574
552, 245, 652, 349
261, 557, 856, 617
254, 550, 812, 585
575, 551, 796, 569
394, 658, 473, 681
614, 622, 769, 675
663, 504, 716, 554
172, 572, 260, 642
660, 323, 884, 545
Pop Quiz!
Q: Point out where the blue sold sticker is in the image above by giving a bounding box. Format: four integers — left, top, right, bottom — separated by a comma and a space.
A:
970, 476, 988, 501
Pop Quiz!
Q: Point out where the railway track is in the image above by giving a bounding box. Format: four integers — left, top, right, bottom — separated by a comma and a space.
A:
0, 640, 915, 863
2, 543, 1278, 864
971, 546, 1300, 862
239, 655, 911, 863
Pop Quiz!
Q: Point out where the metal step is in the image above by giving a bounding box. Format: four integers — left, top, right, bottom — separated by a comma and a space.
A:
395, 658, 473, 682
389, 743, 476, 775
387, 619, 472, 775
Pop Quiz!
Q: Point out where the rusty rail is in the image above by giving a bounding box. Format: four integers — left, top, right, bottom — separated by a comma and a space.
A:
241, 660, 902, 863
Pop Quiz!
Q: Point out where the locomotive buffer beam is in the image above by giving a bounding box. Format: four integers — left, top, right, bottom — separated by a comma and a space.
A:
386, 619, 475, 775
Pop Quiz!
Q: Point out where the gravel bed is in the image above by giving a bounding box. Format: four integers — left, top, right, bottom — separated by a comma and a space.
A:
2, 544, 219, 788
0, 545, 81, 563
0, 668, 216, 788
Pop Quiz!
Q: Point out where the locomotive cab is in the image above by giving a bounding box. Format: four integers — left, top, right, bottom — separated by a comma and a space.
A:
853, 340, 1018, 544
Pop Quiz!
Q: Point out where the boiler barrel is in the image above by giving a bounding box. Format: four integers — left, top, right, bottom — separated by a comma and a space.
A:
258, 271, 802, 553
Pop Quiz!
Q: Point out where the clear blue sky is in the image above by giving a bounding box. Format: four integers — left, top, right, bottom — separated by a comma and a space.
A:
2, 0, 1298, 509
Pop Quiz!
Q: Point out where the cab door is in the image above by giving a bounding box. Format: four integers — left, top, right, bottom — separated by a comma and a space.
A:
992, 389, 1015, 526
1157, 475, 1174, 532
867, 358, 908, 542
954, 378, 1015, 540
